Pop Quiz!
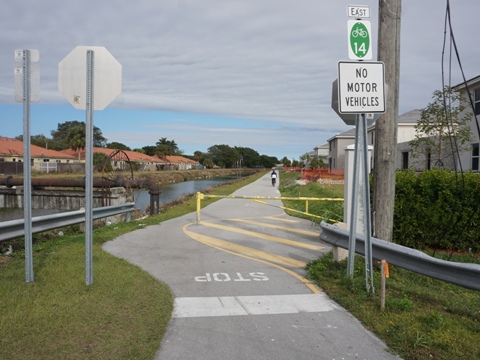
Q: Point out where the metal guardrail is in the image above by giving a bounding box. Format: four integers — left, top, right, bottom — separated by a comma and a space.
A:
320, 221, 480, 291
0, 203, 135, 242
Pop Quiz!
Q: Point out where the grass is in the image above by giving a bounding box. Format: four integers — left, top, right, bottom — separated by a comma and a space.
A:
279, 170, 344, 224
279, 170, 480, 360
0, 171, 266, 360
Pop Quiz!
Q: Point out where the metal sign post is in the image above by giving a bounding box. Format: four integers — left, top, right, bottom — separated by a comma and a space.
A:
329, 5, 384, 293
58, 46, 121, 285
85, 50, 94, 285
14, 49, 39, 283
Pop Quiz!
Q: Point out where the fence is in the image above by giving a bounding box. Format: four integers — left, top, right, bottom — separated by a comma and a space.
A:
195, 192, 344, 224
283, 167, 344, 184
0, 161, 24, 175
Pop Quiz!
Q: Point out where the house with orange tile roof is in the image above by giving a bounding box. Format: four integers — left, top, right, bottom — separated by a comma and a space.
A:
59, 148, 200, 171
159, 155, 200, 170
0, 136, 76, 173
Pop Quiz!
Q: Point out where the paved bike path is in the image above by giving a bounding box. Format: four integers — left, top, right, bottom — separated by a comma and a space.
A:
103, 173, 401, 360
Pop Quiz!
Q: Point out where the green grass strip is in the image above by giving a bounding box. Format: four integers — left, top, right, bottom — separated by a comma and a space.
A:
0, 172, 265, 360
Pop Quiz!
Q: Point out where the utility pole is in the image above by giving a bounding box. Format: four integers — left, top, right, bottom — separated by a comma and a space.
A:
373, 0, 401, 241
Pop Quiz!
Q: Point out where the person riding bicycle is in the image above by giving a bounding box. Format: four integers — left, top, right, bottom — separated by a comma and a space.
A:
271, 170, 277, 186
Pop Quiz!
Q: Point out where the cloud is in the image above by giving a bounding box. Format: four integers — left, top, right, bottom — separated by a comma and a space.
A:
1, 0, 478, 159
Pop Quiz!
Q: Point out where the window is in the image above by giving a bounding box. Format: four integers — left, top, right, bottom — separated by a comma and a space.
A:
402, 152, 409, 169
427, 150, 431, 170
473, 143, 479, 171
475, 89, 480, 115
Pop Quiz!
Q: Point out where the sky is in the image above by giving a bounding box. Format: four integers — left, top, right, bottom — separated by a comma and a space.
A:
0, 0, 478, 161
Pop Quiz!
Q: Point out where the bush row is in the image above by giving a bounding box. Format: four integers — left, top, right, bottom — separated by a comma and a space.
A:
393, 169, 480, 252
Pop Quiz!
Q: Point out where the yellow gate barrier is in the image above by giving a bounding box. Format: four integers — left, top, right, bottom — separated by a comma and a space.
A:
196, 192, 343, 224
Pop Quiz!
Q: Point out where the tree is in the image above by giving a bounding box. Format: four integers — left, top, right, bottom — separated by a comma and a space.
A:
234, 147, 261, 168
259, 155, 278, 169
51, 120, 107, 149
142, 146, 157, 156
281, 156, 292, 167
156, 137, 179, 159
106, 142, 131, 151
65, 123, 86, 161
300, 153, 311, 168
310, 157, 320, 169
93, 152, 111, 172
15, 134, 52, 149
409, 87, 472, 168
208, 144, 239, 168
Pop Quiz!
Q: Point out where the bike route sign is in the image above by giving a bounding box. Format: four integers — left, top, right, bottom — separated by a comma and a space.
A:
348, 19, 372, 60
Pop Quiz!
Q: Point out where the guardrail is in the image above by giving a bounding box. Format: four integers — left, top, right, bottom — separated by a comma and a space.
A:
195, 192, 344, 224
0, 202, 135, 242
319, 221, 480, 291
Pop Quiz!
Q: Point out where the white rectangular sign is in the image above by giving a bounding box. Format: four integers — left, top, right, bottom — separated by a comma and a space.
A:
337, 61, 385, 114
347, 5, 370, 18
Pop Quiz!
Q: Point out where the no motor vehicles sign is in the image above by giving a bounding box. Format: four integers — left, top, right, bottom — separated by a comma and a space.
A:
337, 61, 385, 114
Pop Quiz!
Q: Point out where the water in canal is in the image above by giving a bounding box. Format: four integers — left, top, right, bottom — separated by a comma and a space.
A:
0, 176, 239, 221
134, 176, 237, 211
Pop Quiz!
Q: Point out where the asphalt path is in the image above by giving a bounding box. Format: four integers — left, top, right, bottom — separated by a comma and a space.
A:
103, 173, 401, 360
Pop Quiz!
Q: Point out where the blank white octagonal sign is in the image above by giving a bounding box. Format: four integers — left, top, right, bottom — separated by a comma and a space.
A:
58, 46, 122, 110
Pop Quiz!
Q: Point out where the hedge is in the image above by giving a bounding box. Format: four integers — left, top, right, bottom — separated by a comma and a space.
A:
393, 169, 480, 252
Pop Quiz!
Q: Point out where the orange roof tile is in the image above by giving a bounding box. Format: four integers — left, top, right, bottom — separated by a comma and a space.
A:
58, 147, 198, 164
0, 137, 75, 159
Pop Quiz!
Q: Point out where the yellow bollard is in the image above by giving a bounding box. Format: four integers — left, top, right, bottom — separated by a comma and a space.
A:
196, 192, 204, 224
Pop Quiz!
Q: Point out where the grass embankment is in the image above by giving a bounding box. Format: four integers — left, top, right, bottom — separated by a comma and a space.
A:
0, 172, 266, 360
279, 171, 480, 360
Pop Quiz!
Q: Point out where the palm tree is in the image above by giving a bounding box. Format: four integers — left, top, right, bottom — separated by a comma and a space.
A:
65, 124, 86, 161
155, 137, 179, 159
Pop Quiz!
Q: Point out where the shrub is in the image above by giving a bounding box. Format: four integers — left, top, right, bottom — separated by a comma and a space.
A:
393, 169, 480, 252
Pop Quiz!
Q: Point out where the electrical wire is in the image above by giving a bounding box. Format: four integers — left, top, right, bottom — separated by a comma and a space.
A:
436, 0, 480, 257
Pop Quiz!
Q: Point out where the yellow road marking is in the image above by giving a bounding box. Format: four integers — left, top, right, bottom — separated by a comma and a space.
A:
264, 216, 299, 223
230, 218, 320, 237
199, 221, 323, 251
182, 223, 321, 294
184, 225, 306, 268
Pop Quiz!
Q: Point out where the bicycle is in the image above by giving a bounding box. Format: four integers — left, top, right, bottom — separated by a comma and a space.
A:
271, 177, 276, 187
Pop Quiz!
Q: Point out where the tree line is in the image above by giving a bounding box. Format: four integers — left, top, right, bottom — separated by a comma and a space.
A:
15, 120, 288, 169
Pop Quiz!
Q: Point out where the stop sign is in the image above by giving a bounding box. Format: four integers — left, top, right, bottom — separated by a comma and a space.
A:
58, 46, 122, 110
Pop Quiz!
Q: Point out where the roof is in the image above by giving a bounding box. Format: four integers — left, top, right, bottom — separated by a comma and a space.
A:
0, 137, 75, 159
60, 147, 164, 163
398, 109, 422, 124
314, 142, 329, 150
327, 128, 356, 142
163, 155, 199, 164
453, 74, 480, 90
60, 148, 199, 165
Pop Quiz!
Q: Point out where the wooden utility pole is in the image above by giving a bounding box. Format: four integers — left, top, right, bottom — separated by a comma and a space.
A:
373, 0, 401, 241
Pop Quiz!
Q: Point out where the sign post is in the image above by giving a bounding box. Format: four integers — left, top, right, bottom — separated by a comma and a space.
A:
15, 49, 39, 283
330, 5, 385, 293
58, 46, 121, 285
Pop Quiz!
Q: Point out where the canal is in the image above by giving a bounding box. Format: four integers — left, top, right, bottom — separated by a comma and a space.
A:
133, 176, 239, 211
0, 176, 240, 221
